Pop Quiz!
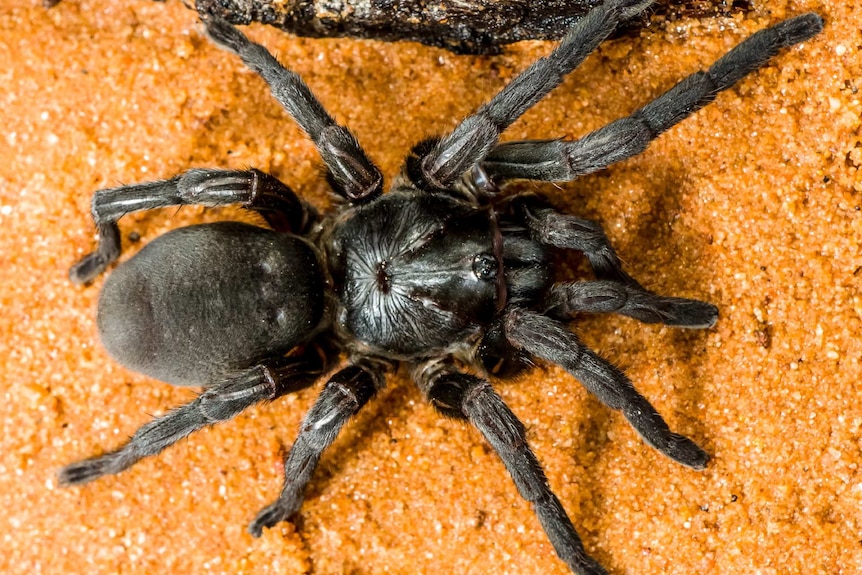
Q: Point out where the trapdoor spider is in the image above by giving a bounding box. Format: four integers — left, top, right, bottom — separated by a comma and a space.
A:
59, 2, 822, 573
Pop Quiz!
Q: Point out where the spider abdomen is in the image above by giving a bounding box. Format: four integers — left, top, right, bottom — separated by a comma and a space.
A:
97, 222, 325, 386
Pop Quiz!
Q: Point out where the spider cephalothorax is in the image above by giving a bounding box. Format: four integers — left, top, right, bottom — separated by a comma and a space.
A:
59, 2, 822, 573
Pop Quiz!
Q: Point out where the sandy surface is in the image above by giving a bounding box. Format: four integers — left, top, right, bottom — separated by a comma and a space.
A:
1, 0, 859, 573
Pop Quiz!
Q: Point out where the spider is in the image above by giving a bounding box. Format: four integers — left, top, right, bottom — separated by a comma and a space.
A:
58, 2, 822, 573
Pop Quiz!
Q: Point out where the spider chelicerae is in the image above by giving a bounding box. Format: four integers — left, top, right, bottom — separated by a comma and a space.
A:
59, 2, 822, 573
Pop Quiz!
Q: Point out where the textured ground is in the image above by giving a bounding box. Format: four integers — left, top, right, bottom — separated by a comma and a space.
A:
1, 0, 859, 574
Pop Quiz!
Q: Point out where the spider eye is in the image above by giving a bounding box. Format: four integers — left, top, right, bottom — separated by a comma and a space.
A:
472, 253, 497, 280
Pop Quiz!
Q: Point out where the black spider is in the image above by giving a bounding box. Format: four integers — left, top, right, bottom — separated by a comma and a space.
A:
58, 2, 822, 574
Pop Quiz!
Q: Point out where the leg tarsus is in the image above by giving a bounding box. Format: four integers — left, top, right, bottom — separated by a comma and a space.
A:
58, 448, 136, 485
248, 500, 293, 538
620, 394, 710, 470
69, 222, 120, 285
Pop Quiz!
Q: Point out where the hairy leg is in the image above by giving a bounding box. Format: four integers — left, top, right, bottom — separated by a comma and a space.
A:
505, 309, 709, 469
481, 14, 823, 182
513, 196, 719, 330
547, 280, 717, 328
249, 361, 385, 536
416, 362, 607, 575
70, 168, 311, 284
411, 0, 653, 189
513, 194, 643, 286
203, 17, 383, 202
59, 351, 326, 485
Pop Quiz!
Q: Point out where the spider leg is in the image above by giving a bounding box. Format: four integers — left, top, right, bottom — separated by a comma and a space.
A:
546, 280, 717, 328
505, 309, 709, 470
412, 0, 653, 189
248, 361, 385, 537
58, 350, 326, 486
512, 194, 718, 327
481, 13, 823, 183
70, 168, 312, 284
203, 17, 383, 203
512, 194, 642, 285
415, 363, 607, 575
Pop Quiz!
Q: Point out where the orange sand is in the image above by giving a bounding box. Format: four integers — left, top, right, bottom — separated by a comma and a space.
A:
1, 0, 859, 573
